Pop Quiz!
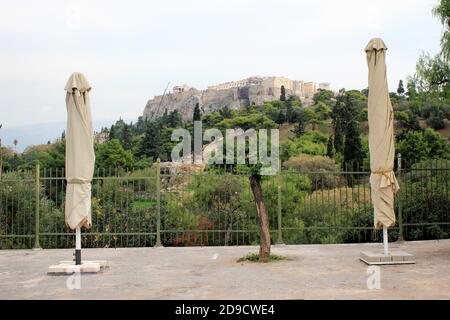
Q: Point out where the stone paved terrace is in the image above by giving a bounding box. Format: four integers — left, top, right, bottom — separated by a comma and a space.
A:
0, 240, 449, 299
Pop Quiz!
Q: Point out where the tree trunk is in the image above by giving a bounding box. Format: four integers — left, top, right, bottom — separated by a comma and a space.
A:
224, 214, 233, 246
249, 175, 271, 260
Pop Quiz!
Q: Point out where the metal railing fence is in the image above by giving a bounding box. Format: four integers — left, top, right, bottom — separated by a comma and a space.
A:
0, 157, 448, 249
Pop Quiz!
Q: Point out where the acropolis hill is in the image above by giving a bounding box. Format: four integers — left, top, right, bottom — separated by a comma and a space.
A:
143, 76, 330, 121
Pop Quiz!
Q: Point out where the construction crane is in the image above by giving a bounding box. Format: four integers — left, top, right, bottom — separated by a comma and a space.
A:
155, 82, 170, 117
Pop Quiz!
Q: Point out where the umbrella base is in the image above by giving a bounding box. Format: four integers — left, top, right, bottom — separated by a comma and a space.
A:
47, 260, 108, 274
360, 250, 415, 265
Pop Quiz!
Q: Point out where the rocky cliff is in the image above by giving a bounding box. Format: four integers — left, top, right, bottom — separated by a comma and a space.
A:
143, 87, 248, 121
143, 76, 325, 121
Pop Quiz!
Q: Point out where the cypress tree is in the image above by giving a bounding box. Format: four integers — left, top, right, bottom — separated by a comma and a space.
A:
326, 135, 334, 158
343, 120, 363, 171
293, 110, 306, 137
122, 123, 132, 149
193, 103, 201, 121
109, 125, 117, 141
280, 85, 286, 101
333, 121, 344, 154
397, 80, 405, 96
140, 122, 161, 160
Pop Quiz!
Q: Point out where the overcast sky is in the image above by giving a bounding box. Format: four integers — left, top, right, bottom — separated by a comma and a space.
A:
0, 0, 443, 127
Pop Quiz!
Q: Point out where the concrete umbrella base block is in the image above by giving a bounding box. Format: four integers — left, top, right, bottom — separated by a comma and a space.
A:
360, 251, 415, 265
47, 260, 108, 274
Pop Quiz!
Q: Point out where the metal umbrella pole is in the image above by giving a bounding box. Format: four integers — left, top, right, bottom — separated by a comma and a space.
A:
75, 227, 81, 265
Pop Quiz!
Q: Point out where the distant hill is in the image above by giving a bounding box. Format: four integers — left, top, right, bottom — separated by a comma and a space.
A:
1, 120, 130, 152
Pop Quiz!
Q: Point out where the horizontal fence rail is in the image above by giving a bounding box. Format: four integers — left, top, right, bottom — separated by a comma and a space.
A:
0, 158, 449, 249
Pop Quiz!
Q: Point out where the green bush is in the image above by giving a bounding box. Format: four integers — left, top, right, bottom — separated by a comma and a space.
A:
281, 132, 328, 160
283, 154, 344, 190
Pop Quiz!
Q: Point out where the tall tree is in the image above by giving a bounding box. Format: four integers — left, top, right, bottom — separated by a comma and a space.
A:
219, 106, 233, 119
432, 0, 450, 61
331, 92, 348, 154
313, 89, 334, 106
193, 103, 202, 121
168, 110, 182, 128
285, 96, 302, 123
276, 110, 286, 124
122, 123, 132, 150
333, 121, 344, 154
397, 80, 405, 96
293, 109, 307, 137
286, 103, 294, 123
326, 135, 334, 158
280, 85, 286, 101
406, 78, 417, 99
416, 53, 449, 93
314, 101, 332, 120
343, 120, 363, 171
140, 122, 161, 160
109, 124, 117, 141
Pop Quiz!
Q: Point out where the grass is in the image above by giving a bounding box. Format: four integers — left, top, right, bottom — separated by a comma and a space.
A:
131, 199, 155, 209
237, 253, 290, 263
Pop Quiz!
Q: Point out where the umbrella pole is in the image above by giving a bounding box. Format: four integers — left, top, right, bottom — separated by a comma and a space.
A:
383, 226, 389, 255
75, 227, 81, 265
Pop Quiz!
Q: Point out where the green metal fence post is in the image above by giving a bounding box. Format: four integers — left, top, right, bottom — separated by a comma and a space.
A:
155, 158, 162, 247
33, 162, 41, 249
276, 170, 284, 245
397, 153, 404, 243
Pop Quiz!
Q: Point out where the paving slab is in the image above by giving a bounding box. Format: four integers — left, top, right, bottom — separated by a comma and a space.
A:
0, 240, 449, 299
360, 250, 415, 265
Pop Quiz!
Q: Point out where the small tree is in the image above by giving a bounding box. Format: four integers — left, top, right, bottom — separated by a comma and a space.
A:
213, 116, 277, 261
249, 168, 271, 260
427, 112, 445, 130
96, 139, 134, 169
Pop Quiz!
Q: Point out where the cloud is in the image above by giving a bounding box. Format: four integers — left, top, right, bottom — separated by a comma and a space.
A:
0, 0, 442, 127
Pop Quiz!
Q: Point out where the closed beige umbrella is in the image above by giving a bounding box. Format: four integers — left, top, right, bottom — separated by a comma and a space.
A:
365, 38, 400, 236
64, 72, 95, 264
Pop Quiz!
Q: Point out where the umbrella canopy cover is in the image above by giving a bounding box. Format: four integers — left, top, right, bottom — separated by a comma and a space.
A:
64, 72, 95, 229
365, 38, 400, 229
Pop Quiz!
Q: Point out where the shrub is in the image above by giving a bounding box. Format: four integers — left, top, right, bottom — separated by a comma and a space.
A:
281, 132, 328, 160
283, 154, 344, 190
